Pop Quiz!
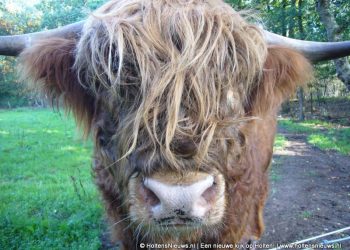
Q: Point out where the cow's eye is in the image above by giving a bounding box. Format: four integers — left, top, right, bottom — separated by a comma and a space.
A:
129, 170, 141, 180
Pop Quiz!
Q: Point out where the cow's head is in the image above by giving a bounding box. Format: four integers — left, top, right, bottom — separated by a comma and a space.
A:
2, 0, 350, 247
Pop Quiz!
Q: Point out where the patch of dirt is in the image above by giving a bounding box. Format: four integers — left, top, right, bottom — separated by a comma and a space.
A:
260, 128, 350, 249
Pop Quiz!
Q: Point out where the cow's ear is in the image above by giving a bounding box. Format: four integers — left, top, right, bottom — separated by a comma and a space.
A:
249, 46, 313, 115
19, 38, 95, 135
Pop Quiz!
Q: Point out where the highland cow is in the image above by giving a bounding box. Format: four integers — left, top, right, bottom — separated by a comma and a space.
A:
1, 0, 350, 249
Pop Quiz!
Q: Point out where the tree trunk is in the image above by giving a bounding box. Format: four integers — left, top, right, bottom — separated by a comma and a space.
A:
281, 0, 287, 36
297, 0, 304, 39
298, 88, 305, 121
317, 0, 350, 91
297, 0, 305, 120
266, 0, 271, 13
310, 91, 313, 115
289, 0, 296, 38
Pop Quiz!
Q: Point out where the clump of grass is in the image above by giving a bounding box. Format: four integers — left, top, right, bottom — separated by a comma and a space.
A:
279, 119, 314, 133
274, 134, 287, 150
0, 108, 102, 249
278, 118, 350, 155
300, 210, 312, 219
308, 131, 350, 154
269, 168, 281, 182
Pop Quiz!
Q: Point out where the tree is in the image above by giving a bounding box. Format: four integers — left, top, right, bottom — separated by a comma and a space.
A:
0, 1, 42, 107
0, 0, 106, 108
316, 0, 350, 91
296, 0, 305, 120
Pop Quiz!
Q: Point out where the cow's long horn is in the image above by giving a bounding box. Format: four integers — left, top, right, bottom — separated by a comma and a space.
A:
0, 21, 84, 56
263, 30, 350, 62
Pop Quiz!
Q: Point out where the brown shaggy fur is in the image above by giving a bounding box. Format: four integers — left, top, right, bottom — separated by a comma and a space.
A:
74, 0, 267, 173
19, 38, 96, 136
19, 0, 312, 249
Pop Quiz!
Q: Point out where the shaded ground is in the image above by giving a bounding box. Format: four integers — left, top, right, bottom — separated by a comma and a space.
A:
261, 128, 350, 249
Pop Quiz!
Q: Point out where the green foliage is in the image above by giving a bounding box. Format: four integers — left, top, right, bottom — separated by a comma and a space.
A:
333, 1, 350, 40
0, 56, 32, 108
225, 0, 350, 94
226, 0, 349, 41
0, 1, 41, 35
36, 0, 106, 29
0, 1, 42, 107
0, 108, 102, 249
0, 1, 107, 108
279, 119, 350, 155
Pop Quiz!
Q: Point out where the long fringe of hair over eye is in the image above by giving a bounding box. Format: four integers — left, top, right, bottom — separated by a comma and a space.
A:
74, 0, 268, 171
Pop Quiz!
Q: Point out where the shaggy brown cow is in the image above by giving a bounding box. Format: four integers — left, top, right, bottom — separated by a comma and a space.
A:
1, 0, 350, 249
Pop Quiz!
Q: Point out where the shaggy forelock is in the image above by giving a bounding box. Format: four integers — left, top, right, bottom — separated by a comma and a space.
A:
74, 0, 267, 172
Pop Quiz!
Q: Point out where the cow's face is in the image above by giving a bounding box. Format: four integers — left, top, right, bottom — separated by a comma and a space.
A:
78, 0, 268, 241
91, 72, 250, 241
19, 0, 312, 245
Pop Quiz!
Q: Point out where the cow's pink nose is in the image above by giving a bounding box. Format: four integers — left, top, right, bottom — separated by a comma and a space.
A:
140, 174, 219, 222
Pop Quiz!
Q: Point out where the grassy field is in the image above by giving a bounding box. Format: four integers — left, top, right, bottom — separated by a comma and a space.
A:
279, 119, 350, 155
0, 108, 102, 250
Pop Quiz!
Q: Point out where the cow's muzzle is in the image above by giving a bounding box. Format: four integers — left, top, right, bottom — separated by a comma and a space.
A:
128, 171, 226, 229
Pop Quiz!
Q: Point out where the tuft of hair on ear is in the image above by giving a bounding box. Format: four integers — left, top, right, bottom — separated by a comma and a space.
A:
19, 37, 95, 136
249, 46, 313, 115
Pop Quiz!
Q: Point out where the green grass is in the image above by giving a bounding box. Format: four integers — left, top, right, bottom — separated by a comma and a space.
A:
279, 119, 314, 133
274, 134, 287, 150
300, 210, 312, 219
0, 108, 102, 249
268, 136, 287, 184
279, 119, 350, 155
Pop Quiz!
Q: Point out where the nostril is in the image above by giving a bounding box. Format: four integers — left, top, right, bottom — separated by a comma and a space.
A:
140, 182, 161, 207
201, 181, 217, 204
